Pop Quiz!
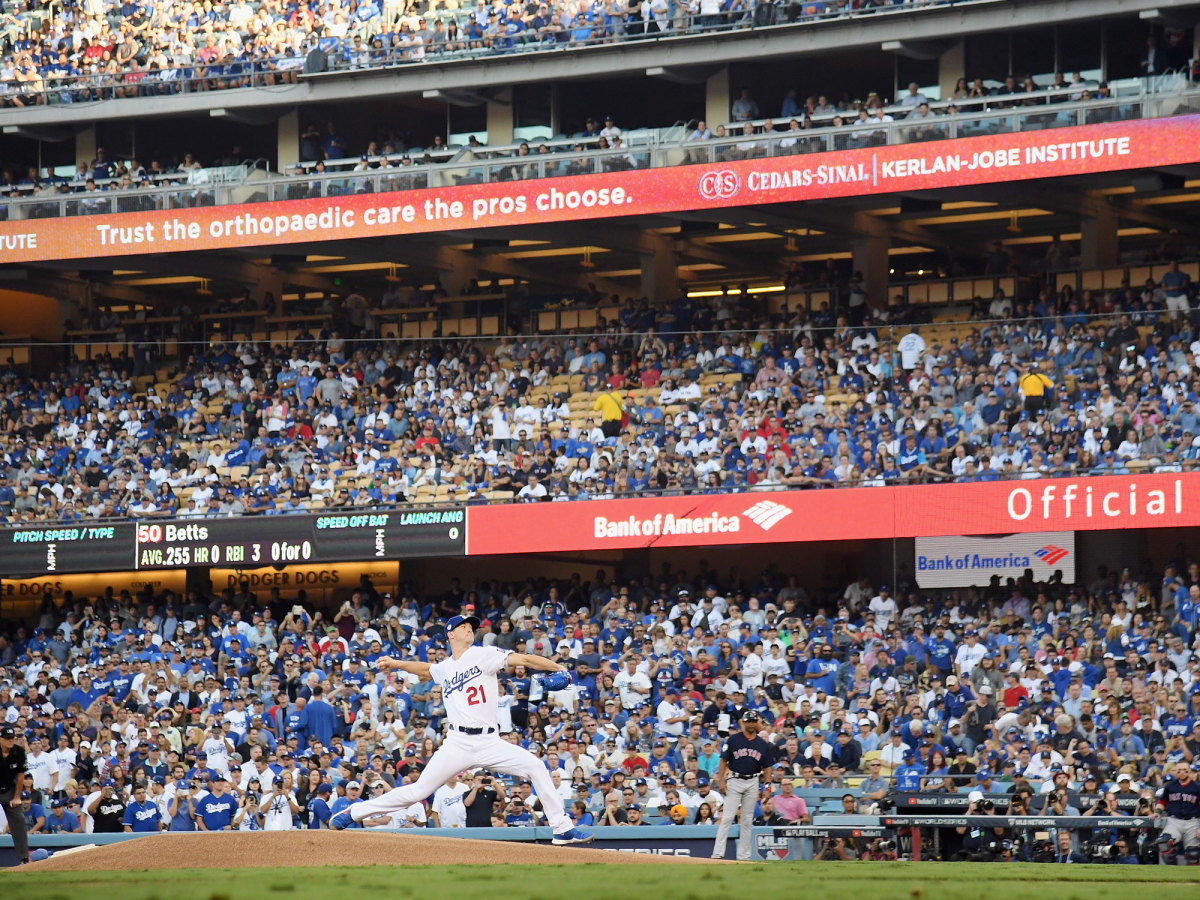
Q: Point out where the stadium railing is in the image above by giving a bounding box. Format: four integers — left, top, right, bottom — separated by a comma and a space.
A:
5, 85, 1198, 222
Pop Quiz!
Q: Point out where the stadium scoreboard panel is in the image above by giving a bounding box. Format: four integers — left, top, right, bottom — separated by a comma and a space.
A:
0, 510, 465, 575
1, 523, 134, 575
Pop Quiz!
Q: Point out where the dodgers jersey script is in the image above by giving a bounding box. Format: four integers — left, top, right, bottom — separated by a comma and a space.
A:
430, 645, 511, 730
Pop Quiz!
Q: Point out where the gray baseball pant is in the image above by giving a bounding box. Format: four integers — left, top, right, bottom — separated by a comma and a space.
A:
712, 775, 759, 860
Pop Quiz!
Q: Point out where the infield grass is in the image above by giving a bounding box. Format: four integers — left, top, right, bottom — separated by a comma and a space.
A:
3, 862, 1198, 899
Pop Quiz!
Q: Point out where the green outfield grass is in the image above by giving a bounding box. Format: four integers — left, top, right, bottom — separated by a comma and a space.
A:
3, 862, 1198, 900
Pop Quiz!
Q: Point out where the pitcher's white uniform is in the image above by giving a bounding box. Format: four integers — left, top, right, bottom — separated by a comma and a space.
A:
343, 645, 572, 832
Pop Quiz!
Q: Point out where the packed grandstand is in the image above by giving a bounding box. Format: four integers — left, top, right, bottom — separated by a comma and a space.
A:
0, 0, 1027, 105
0, 561, 1196, 841
1, 0, 1200, 867
0, 274, 1197, 520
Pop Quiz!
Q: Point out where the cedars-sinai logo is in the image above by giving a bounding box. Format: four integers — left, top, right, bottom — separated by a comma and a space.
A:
698, 170, 740, 201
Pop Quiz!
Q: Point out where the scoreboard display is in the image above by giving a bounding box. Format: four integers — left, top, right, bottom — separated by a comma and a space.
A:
0, 510, 465, 576
0, 523, 135, 575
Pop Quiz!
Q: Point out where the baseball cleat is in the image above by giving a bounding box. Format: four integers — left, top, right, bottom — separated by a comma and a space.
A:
330, 810, 356, 830
552, 827, 594, 845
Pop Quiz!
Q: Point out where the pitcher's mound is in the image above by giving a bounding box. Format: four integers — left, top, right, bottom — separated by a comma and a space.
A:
30, 831, 709, 871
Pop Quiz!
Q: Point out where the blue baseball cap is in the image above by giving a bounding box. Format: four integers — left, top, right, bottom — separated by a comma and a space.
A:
446, 614, 480, 632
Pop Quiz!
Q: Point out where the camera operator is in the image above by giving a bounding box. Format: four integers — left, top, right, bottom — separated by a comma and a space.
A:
954, 790, 1007, 860
1079, 790, 1124, 856
1007, 792, 1031, 817
463, 770, 503, 828
818, 836, 856, 860
863, 837, 899, 861
1034, 766, 1081, 814
1112, 837, 1141, 864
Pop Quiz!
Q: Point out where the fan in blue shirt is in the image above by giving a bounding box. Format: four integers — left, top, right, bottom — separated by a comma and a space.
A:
894, 752, 926, 792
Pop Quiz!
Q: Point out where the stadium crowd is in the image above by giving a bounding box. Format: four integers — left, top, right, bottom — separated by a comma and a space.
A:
0, 255, 1198, 519
0, 0, 1000, 107
0, 555, 1196, 856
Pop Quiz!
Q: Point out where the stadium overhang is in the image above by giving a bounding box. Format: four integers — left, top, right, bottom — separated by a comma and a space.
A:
0, 0, 1195, 127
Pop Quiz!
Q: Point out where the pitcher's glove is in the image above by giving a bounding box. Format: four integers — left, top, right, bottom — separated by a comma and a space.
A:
541, 671, 571, 692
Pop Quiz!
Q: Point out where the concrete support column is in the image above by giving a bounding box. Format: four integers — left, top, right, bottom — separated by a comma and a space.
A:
1080, 204, 1118, 268
486, 88, 514, 146
640, 235, 677, 303
705, 66, 731, 130
277, 108, 300, 171
851, 232, 890, 312
937, 39, 965, 100
76, 126, 97, 169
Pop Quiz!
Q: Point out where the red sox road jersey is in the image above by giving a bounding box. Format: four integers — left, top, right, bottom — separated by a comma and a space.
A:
430, 646, 512, 731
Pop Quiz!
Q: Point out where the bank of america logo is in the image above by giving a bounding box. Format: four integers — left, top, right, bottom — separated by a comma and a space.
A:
1035, 545, 1069, 566
742, 500, 793, 531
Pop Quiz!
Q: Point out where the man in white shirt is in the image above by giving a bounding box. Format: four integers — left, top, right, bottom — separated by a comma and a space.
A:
868, 585, 897, 631
429, 777, 470, 830
261, 775, 299, 830
955, 629, 988, 677
615, 656, 652, 711
50, 734, 77, 790
656, 687, 688, 739
26, 736, 58, 795
517, 475, 548, 501
898, 331, 926, 370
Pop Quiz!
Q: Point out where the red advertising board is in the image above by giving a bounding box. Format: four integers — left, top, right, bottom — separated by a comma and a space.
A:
3, 115, 1199, 264
464, 473, 1200, 555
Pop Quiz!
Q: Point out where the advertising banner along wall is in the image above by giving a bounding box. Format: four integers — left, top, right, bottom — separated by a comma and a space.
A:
465, 473, 1198, 555
2, 116, 1199, 263
914, 530, 1076, 588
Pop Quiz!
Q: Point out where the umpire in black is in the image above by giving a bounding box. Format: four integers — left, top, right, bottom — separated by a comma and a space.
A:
0, 724, 29, 865
712, 709, 777, 860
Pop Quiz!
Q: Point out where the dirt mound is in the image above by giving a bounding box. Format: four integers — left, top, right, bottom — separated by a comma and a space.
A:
30, 831, 707, 871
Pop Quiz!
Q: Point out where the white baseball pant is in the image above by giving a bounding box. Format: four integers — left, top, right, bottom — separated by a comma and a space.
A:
346, 730, 572, 833
711, 775, 759, 860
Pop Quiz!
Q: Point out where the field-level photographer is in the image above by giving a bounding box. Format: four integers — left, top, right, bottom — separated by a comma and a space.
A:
818, 836, 856, 860
864, 838, 899, 861
953, 791, 1007, 861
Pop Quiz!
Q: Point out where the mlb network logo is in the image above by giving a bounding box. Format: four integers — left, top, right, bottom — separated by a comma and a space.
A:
1035, 545, 1069, 565
742, 500, 793, 531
